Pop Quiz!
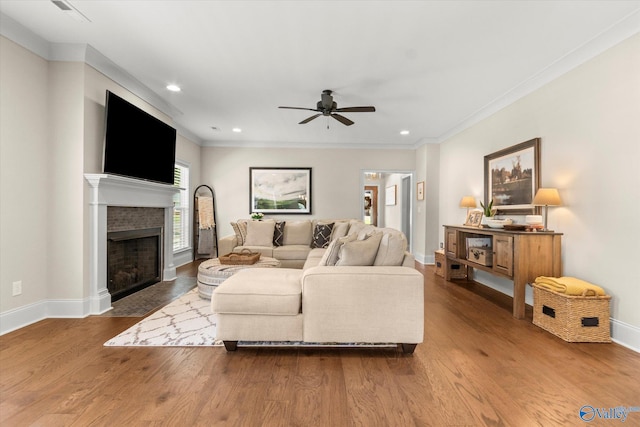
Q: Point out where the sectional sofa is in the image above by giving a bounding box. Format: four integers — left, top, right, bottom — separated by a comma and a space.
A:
212, 219, 424, 353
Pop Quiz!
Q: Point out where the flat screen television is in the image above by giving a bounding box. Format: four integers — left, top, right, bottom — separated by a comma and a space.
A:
103, 90, 177, 185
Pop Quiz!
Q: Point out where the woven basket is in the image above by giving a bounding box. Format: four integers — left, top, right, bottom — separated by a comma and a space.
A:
532, 283, 611, 343
219, 249, 261, 265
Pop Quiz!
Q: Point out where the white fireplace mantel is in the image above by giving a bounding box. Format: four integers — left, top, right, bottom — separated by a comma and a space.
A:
85, 173, 180, 314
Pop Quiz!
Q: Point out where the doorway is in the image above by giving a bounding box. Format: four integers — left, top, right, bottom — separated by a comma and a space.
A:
364, 186, 378, 226
362, 170, 413, 251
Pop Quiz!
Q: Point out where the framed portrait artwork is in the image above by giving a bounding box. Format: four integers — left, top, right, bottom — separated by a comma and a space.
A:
484, 138, 541, 215
249, 167, 312, 214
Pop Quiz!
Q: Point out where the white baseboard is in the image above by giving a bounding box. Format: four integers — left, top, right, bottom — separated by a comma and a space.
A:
611, 319, 640, 353
0, 300, 48, 335
416, 261, 640, 354
173, 249, 194, 268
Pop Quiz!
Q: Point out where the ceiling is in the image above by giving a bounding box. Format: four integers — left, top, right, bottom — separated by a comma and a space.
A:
1, 1, 639, 149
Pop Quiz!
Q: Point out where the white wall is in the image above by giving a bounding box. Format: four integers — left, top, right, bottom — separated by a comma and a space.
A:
439, 34, 640, 345
414, 143, 440, 264
201, 147, 416, 238
0, 37, 203, 331
0, 36, 50, 313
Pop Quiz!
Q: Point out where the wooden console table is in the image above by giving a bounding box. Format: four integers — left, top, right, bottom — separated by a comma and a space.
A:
443, 225, 562, 319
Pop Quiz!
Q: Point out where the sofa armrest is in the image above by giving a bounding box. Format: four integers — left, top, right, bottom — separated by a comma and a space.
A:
402, 251, 415, 267
301, 266, 424, 344
218, 234, 238, 256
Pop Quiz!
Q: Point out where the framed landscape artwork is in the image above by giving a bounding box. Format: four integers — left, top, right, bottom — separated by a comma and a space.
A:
484, 138, 540, 215
249, 167, 312, 214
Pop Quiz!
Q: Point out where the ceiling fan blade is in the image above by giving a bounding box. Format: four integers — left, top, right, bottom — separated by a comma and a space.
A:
331, 114, 354, 126
334, 106, 376, 113
299, 113, 322, 124
279, 106, 319, 112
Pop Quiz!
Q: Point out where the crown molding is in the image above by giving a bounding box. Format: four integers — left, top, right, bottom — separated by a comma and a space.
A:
201, 139, 417, 150
1, 12, 193, 141
432, 8, 640, 146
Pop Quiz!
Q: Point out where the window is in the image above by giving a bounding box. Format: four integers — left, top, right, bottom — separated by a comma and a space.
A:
173, 162, 190, 252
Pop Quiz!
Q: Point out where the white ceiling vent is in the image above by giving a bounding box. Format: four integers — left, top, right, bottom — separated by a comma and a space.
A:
50, 0, 91, 22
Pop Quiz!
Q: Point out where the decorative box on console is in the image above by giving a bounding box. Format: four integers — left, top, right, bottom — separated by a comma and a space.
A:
467, 247, 493, 266
532, 284, 611, 343
434, 249, 466, 279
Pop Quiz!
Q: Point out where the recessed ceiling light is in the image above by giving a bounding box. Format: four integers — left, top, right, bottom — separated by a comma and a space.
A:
400, 130, 410, 135
166, 84, 181, 92
232, 128, 242, 133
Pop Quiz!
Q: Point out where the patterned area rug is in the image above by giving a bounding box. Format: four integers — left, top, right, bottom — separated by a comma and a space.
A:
105, 289, 397, 349
105, 289, 223, 347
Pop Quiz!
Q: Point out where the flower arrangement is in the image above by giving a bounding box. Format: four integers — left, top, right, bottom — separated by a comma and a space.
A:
250, 212, 264, 220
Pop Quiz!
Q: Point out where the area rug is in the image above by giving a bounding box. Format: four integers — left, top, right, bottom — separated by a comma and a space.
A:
104, 289, 223, 347
105, 288, 396, 349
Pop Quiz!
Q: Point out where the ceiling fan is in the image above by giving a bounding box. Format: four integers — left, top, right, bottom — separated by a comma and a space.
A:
279, 90, 375, 126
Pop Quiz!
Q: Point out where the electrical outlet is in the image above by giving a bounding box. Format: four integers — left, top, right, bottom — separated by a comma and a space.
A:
12, 280, 22, 296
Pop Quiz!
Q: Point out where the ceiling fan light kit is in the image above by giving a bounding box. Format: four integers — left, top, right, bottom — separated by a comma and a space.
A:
279, 89, 375, 127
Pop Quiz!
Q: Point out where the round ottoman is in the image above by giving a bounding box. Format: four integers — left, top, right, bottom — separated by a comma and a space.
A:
197, 256, 281, 299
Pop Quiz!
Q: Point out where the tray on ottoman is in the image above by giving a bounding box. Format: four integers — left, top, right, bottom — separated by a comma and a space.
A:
219, 249, 261, 265
532, 283, 611, 343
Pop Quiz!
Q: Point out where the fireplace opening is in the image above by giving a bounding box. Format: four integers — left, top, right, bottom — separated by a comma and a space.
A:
107, 227, 162, 302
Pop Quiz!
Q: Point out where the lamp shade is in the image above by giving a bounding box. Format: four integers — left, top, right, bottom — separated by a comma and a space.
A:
459, 196, 477, 208
533, 188, 562, 206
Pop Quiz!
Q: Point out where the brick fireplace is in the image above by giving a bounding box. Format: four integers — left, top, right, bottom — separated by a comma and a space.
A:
107, 208, 163, 301
85, 174, 179, 314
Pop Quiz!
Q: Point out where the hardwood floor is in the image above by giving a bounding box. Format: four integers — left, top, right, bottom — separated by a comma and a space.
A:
1, 262, 639, 426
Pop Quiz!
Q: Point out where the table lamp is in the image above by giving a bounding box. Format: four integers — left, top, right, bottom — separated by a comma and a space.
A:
532, 188, 561, 231
460, 196, 477, 219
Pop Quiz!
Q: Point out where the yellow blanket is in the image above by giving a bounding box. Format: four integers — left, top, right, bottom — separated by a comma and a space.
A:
534, 276, 605, 296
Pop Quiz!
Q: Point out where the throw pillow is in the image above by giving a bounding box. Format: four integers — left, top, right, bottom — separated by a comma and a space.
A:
319, 233, 357, 266
373, 232, 407, 266
356, 225, 377, 240
283, 220, 312, 246
311, 222, 334, 248
336, 231, 383, 266
230, 220, 248, 246
330, 221, 349, 241
244, 220, 276, 247
273, 221, 286, 246
230, 222, 243, 246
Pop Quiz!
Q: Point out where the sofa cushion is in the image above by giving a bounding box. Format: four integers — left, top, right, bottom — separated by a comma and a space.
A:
311, 222, 334, 248
283, 220, 312, 246
336, 231, 383, 266
273, 245, 311, 260
319, 233, 357, 266
244, 220, 276, 246
374, 232, 407, 266
303, 248, 326, 269
212, 268, 302, 316
273, 221, 286, 246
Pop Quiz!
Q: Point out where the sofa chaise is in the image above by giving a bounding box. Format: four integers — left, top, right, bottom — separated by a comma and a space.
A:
212, 219, 424, 353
